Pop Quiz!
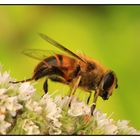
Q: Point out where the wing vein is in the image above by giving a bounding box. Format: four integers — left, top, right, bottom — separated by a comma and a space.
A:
38, 33, 87, 64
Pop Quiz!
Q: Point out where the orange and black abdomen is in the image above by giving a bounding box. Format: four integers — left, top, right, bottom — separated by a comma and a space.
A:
33, 54, 78, 82
59, 55, 80, 81
56, 54, 80, 81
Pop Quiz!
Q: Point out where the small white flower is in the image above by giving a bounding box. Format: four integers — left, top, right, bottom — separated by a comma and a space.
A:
40, 94, 52, 105
45, 100, 62, 122
0, 88, 7, 95
18, 83, 35, 101
40, 94, 62, 128
0, 106, 6, 115
0, 120, 11, 134
54, 96, 70, 108
104, 119, 118, 134
0, 72, 11, 86
46, 103, 61, 119
93, 110, 118, 134
22, 119, 40, 135
4, 96, 23, 116
117, 120, 140, 135
49, 126, 61, 135
0, 114, 5, 121
0, 88, 8, 100
54, 96, 62, 106
25, 99, 42, 114
40, 95, 62, 120
68, 97, 90, 116
53, 119, 62, 128
117, 120, 129, 129
94, 110, 108, 128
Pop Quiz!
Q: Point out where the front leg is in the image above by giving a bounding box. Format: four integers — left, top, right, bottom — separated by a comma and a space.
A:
68, 75, 82, 107
91, 89, 99, 116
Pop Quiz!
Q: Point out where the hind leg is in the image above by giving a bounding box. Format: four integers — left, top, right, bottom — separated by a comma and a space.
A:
87, 91, 92, 105
49, 75, 67, 84
43, 78, 48, 94
43, 76, 67, 94
9, 77, 34, 83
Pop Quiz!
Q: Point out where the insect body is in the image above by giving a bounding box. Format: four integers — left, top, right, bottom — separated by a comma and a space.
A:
11, 33, 118, 115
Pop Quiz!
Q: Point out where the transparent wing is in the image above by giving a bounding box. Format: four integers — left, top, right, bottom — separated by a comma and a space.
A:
22, 49, 62, 61
38, 33, 88, 64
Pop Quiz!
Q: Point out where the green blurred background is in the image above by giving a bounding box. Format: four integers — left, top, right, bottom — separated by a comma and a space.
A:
0, 5, 140, 129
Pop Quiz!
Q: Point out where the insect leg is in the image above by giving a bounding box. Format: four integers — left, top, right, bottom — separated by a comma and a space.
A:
9, 62, 50, 84
43, 78, 48, 94
87, 91, 92, 105
69, 75, 81, 96
49, 75, 67, 84
68, 75, 81, 107
35, 66, 64, 93
44, 75, 67, 94
9, 77, 34, 84
91, 89, 99, 116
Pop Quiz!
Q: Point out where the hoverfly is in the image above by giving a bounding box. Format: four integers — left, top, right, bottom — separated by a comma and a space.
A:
11, 33, 118, 115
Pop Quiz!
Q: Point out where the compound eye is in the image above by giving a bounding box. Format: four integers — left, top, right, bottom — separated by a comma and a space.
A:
103, 72, 115, 90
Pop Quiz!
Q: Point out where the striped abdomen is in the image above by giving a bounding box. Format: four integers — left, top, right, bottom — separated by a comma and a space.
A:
33, 54, 78, 82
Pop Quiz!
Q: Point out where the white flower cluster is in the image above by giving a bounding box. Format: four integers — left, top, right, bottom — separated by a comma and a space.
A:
0, 67, 139, 135
92, 110, 139, 135
0, 69, 35, 134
